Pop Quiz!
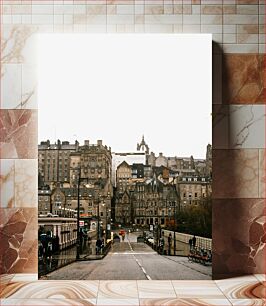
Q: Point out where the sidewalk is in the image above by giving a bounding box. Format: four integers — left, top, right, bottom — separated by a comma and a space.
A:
39, 242, 112, 278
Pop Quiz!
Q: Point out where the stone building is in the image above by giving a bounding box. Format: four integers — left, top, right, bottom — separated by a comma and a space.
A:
38, 140, 79, 189
38, 188, 51, 216
114, 190, 132, 225
68, 140, 113, 233
116, 161, 132, 191
111, 152, 145, 186
178, 176, 212, 208
38, 139, 113, 236
155, 153, 168, 168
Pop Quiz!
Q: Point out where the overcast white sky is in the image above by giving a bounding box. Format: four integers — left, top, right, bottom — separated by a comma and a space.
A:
38, 34, 211, 159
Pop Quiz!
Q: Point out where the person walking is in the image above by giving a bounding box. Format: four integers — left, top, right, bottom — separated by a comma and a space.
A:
168, 233, 172, 255
96, 238, 102, 255
192, 235, 196, 249
189, 238, 193, 251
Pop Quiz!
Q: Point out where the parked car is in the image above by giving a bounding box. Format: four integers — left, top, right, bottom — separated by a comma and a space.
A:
137, 236, 144, 243
113, 234, 120, 243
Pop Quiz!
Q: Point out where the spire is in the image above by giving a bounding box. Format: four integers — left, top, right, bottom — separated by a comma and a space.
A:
137, 135, 150, 154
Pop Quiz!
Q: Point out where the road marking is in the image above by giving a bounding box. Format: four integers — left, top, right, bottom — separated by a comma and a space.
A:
127, 236, 152, 281
146, 275, 152, 280
112, 252, 157, 255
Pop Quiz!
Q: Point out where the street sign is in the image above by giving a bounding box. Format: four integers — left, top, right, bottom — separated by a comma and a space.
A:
79, 220, 85, 227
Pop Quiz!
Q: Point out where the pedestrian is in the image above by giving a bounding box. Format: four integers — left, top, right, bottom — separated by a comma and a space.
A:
189, 238, 193, 251
55, 235, 60, 252
192, 235, 196, 249
46, 231, 53, 259
159, 237, 164, 254
96, 238, 102, 255
168, 233, 172, 255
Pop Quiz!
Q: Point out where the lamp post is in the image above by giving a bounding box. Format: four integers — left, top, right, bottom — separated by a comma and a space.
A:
76, 167, 91, 260
102, 192, 111, 244
76, 167, 81, 260
129, 190, 134, 227
97, 195, 101, 240
173, 201, 176, 256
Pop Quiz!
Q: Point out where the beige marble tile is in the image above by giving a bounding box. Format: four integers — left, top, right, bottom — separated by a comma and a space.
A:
0, 274, 15, 295
98, 281, 138, 299
1, 25, 37, 65
0, 159, 15, 208
96, 299, 139, 305
258, 150, 265, 198
1, 281, 99, 299
139, 298, 232, 305
215, 276, 264, 299
172, 280, 224, 299
254, 275, 266, 283
229, 299, 266, 306
229, 105, 265, 149
0, 64, 22, 109
14, 159, 37, 208
21, 63, 37, 109
11, 274, 38, 282
137, 281, 176, 299
0, 299, 96, 305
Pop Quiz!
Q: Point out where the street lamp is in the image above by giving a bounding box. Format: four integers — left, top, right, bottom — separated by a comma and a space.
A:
96, 194, 101, 240
76, 167, 91, 260
102, 192, 111, 244
173, 201, 176, 256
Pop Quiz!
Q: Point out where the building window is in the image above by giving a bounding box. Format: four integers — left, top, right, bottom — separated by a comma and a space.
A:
195, 193, 198, 198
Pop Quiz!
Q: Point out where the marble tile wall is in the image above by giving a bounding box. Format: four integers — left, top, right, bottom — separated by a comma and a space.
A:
0, 0, 265, 280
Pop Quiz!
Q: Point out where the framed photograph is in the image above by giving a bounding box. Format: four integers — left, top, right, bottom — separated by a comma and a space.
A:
37, 33, 212, 280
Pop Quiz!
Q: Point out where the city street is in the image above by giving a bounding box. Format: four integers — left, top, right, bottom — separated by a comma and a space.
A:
46, 232, 211, 280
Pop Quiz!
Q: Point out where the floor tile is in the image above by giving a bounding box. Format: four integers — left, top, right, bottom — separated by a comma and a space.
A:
215, 277, 264, 299
0, 299, 96, 305
229, 299, 266, 305
96, 299, 139, 305
254, 275, 266, 283
172, 280, 224, 298
11, 275, 38, 282
139, 298, 232, 305
137, 281, 176, 298
1, 281, 99, 299
0, 275, 14, 286
98, 281, 138, 299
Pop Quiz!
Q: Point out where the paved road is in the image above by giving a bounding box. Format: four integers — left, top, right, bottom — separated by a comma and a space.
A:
46, 232, 211, 280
